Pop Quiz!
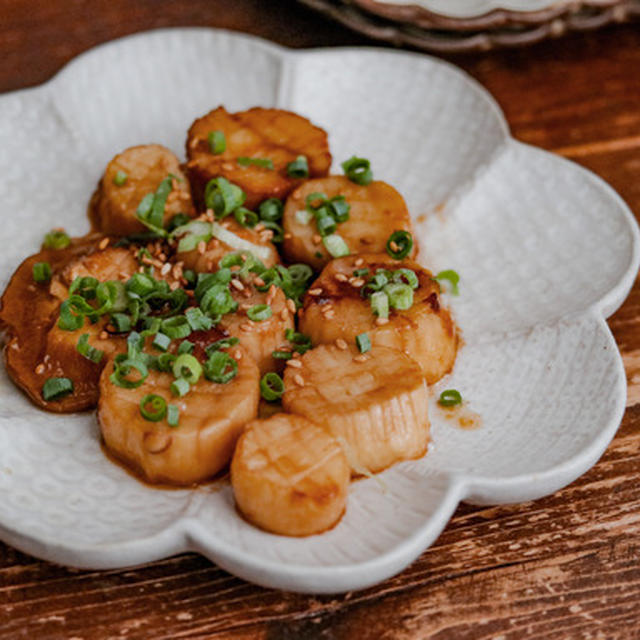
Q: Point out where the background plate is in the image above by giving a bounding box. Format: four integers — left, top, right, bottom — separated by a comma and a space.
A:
0, 28, 638, 593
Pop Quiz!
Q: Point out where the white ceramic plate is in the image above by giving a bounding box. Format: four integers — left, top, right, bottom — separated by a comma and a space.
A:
0, 29, 637, 594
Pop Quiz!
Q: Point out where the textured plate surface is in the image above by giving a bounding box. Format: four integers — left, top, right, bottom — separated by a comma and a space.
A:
0, 28, 638, 594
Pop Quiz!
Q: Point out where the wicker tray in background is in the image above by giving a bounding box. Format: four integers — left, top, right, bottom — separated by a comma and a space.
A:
298, 0, 640, 52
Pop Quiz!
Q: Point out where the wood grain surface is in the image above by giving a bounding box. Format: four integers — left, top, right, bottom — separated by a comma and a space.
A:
1, 2, 640, 638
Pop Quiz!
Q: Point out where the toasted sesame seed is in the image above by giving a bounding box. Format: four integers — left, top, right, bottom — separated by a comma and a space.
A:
351, 278, 365, 288
100, 331, 108, 340
283, 233, 293, 240
286, 299, 296, 314
354, 258, 364, 267
233, 349, 243, 360
389, 241, 399, 252
197, 241, 206, 254
254, 223, 265, 232
287, 359, 302, 368
259, 230, 274, 242
335, 273, 348, 282
280, 309, 288, 321
292, 352, 301, 359
354, 354, 369, 363
240, 323, 253, 332
375, 317, 389, 325
335, 338, 348, 350
254, 277, 265, 287
172, 264, 183, 279
312, 234, 322, 245
323, 310, 335, 319
169, 281, 180, 291
160, 263, 172, 276
242, 288, 252, 298
138, 266, 145, 273
231, 279, 245, 291
308, 288, 322, 296
98, 237, 109, 250
294, 374, 305, 387
222, 162, 234, 171
35, 364, 45, 375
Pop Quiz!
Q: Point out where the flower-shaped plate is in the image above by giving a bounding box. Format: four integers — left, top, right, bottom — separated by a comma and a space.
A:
0, 29, 637, 594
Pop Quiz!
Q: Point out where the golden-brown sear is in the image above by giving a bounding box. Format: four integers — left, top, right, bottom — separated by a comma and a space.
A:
231, 413, 349, 536
186, 107, 331, 210
298, 253, 458, 384
89, 144, 194, 236
282, 176, 416, 270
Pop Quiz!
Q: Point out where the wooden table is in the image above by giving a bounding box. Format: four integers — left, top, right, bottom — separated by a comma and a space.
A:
1, 2, 640, 638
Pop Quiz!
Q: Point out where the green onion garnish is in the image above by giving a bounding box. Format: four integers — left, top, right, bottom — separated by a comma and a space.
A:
42, 377, 73, 401
435, 269, 460, 296
155, 352, 176, 372
295, 209, 312, 225
341, 156, 373, 186
384, 283, 414, 310
234, 207, 259, 228
170, 378, 190, 397
272, 350, 293, 360
126, 272, 156, 298
258, 198, 283, 222
285, 328, 312, 354
110, 356, 149, 389
237, 156, 274, 170
160, 316, 192, 340
76, 333, 104, 364
204, 336, 239, 356
58, 299, 85, 331
204, 351, 238, 384
386, 230, 413, 260
177, 340, 194, 355
185, 306, 213, 332
208, 130, 226, 154
172, 354, 202, 384
113, 170, 128, 186
356, 333, 371, 353
139, 394, 167, 422
353, 268, 370, 278
43, 230, 70, 250
327, 195, 350, 222
152, 332, 171, 352
260, 372, 285, 402
315, 210, 337, 237
393, 268, 419, 289
323, 234, 350, 258
262, 220, 284, 243
110, 313, 132, 333
32, 261, 51, 284
167, 213, 191, 232
439, 389, 462, 407
370, 291, 389, 319
247, 304, 272, 322
288, 263, 313, 286
286, 155, 309, 179
167, 404, 180, 427
204, 177, 246, 218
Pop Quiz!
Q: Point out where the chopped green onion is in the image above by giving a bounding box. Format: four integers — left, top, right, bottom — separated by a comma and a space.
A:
393, 268, 419, 289
356, 333, 371, 353
305, 192, 327, 211
208, 130, 226, 154
113, 170, 128, 186
167, 404, 180, 427
353, 268, 370, 278
110, 312, 132, 333
435, 269, 460, 296
154, 352, 176, 372
272, 350, 293, 360
170, 378, 190, 397
172, 354, 202, 384
160, 316, 192, 339
126, 273, 156, 298
341, 156, 373, 185
110, 356, 148, 389
76, 333, 104, 364
183, 269, 196, 285
247, 304, 272, 322
237, 156, 274, 170
69, 276, 99, 299
139, 394, 167, 422
262, 221, 284, 243
172, 220, 213, 253
288, 264, 313, 286
204, 351, 238, 384
234, 207, 259, 228
260, 372, 285, 402
177, 340, 194, 355
439, 389, 462, 407
42, 377, 73, 401
199, 283, 237, 317
384, 283, 414, 310
315, 210, 337, 237
258, 198, 283, 222
327, 195, 350, 222
204, 337, 239, 357
152, 332, 172, 352
370, 291, 389, 319
386, 230, 413, 260
43, 229, 70, 250
58, 299, 85, 331
285, 329, 312, 354
323, 234, 350, 258
295, 209, 313, 225
32, 261, 51, 283
286, 155, 309, 179
204, 177, 246, 218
